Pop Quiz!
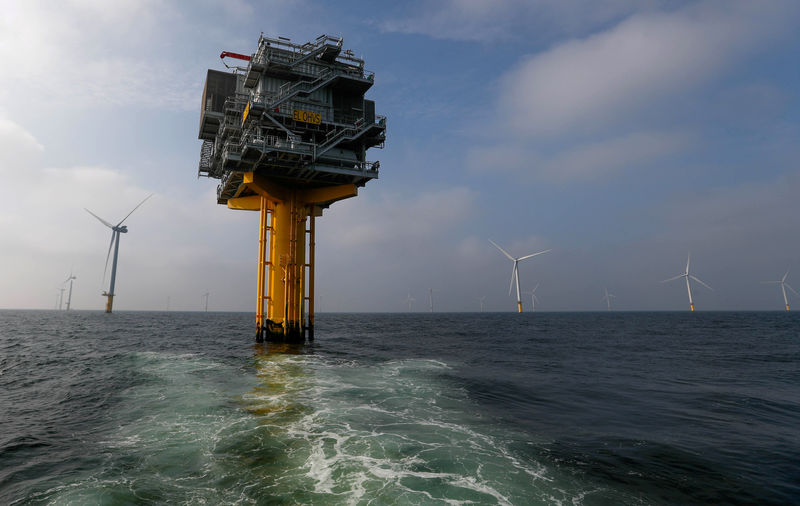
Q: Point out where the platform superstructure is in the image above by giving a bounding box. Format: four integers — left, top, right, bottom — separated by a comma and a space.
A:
197, 34, 386, 341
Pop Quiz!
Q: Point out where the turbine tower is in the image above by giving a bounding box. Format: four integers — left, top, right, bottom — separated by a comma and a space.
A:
601, 287, 615, 311
85, 194, 152, 313
763, 270, 797, 311
489, 239, 550, 313
64, 272, 77, 311
428, 288, 436, 313
476, 296, 486, 312
406, 293, 415, 312
203, 292, 210, 312
523, 283, 540, 312
662, 252, 712, 311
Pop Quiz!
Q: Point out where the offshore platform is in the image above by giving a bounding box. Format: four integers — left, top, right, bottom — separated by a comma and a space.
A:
197, 34, 386, 342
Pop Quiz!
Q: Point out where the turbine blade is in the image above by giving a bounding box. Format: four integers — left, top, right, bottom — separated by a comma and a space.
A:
84, 208, 114, 229
661, 274, 684, 283
489, 239, 515, 261
102, 231, 115, 286
532, 283, 539, 293
508, 263, 517, 296
690, 275, 713, 290
762, 280, 781, 284
786, 283, 799, 296
782, 270, 789, 283
517, 249, 552, 261
685, 252, 691, 274
116, 193, 153, 227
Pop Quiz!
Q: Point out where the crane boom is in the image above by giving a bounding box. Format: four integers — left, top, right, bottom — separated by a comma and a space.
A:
219, 51, 251, 61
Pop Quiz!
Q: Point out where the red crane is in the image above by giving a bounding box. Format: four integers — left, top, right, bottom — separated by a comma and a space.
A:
219, 51, 251, 61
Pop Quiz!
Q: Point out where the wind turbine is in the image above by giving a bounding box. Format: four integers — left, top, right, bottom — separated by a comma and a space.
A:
406, 293, 415, 312
601, 287, 615, 311
662, 253, 712, 311
203, 292, 210, 312
85, 194, 152, 313
63, 272, 77, 310
489, 240, 551, 313
428, 288, 437, 312
476, 296, 486, 312
522, 284, 540, 312
763, 270, 797, 311
58, 286, 66, 310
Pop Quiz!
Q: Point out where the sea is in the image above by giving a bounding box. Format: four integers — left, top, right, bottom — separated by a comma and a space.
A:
0, 310, 798, 505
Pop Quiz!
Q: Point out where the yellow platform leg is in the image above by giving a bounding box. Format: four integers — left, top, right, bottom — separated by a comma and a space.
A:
230, 172, 357, 342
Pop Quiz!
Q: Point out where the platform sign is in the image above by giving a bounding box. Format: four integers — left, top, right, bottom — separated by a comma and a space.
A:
292, 109, 321, 125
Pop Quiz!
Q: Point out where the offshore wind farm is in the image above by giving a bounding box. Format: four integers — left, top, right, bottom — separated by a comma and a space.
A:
3, 3, 800, 505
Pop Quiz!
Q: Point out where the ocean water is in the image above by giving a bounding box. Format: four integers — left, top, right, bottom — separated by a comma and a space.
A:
0, 311, 798, 505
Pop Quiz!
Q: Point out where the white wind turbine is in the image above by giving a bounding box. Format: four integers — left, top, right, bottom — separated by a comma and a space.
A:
63, 271, 77, 311
522, 284, 540, 312
489, 240, 550, 313
476, 296, 486, 312
85, 194, 153, 313
601, 287, 615, 311
662, 253, 712, 311
763, 270, 797, 311
406, 293, 415, 312
428, 288, 437, 312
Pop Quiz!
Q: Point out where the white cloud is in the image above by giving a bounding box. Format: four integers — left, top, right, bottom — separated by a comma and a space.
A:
381, 0, 661, 42
496, 0, 797, 137
321, 186, 477, 249
0, 119, 44, 163
469, 130, 690, 182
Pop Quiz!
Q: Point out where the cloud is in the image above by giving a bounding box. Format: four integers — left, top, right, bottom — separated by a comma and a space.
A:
321, 186, 477, 249
469, 130, 690, 182
496, 0, 797, 137
380, 0, 660, 43
0, 119, 44, 164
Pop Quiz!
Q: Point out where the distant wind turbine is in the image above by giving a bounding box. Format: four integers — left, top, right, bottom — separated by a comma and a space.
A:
203, 292, 210, 312
63, 271, 77, 311
662, 253, 712, 311
763, 270, 797, 311
601, 287, 615, 311
406, 293, 415, 312
58, 285, 66, 311
428, 288, 437, 312
489, 240, 551, 313
476, 296, 486, 312
522, 284, 540, 312
85, 194, 153, 313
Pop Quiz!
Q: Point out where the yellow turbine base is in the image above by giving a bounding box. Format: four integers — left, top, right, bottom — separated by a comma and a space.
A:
690, 303, 695, 312
105, 294, 114, 313
786, 304, 790, 311
237, 172, 358, 341
517, 301, 523, 313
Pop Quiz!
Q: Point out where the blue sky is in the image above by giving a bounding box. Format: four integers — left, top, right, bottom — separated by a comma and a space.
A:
1, 0, 799, 312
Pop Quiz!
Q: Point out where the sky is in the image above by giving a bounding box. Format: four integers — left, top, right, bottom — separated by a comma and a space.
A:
1, 0, 799, 312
